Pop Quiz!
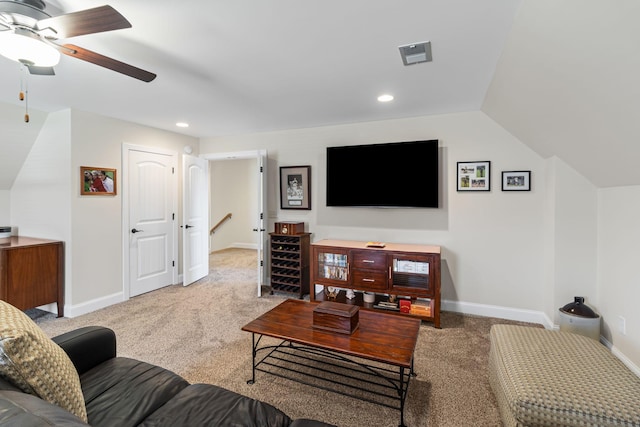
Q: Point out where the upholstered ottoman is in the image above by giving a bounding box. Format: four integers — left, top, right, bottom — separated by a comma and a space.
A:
489, 324, 640, 427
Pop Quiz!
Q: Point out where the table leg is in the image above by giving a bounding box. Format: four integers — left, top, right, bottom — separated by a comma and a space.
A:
399, 366, 407, 427
247, 333, 256, 385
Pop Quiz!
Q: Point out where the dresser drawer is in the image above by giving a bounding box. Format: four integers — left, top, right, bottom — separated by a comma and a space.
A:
352, 250, 386, 270
352, 269, 387, 290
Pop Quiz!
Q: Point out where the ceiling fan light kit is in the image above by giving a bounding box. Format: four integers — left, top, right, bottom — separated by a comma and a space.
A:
0, 0, 156, 79
0, 27, 60, 66
0, 0, 156, 123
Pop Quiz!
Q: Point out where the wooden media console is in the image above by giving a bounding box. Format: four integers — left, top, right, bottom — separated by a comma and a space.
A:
310, 239, 441, 328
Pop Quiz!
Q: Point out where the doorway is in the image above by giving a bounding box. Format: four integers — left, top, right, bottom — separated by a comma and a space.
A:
204, 150, 267, 297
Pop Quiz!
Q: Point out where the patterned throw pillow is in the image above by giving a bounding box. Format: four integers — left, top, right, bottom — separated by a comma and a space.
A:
0, 301, 88, 422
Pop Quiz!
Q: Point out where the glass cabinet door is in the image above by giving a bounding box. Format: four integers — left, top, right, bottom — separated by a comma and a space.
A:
389, 253, 433, 296
314, 248, 350, 284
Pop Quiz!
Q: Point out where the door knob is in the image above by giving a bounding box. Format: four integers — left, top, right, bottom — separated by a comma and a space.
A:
185, 224, 193, 229
131, 228, 143, 233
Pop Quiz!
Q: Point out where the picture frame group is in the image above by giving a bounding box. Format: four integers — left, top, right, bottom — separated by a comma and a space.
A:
81, 167, 117, 195
280, 165, 311, 210
457, 161, 490, 191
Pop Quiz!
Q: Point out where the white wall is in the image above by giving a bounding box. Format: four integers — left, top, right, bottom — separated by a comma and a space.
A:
11, 110, 72, 309
548, 157, 599, 322
11, 110, 72, 239
598, 185, 640, 372
209, 158, 257, 251
0, 191, 9, 225
68, 110, 198, 309
201, 111, 550, 318
11, 109, 198, 315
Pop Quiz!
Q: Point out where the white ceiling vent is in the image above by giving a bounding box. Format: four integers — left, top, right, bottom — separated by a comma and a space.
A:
398, 41, 432, 66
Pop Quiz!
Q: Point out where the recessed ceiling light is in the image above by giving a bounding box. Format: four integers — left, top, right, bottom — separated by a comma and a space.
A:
176, 122, 189, 128
378, 94, 394, 103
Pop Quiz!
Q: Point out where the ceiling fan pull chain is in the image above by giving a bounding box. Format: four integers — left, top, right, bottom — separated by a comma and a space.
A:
19, 63, 25, 101
23, 68, 30, 123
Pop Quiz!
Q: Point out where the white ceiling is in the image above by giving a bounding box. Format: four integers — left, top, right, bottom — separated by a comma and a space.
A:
1, 0, 639, 189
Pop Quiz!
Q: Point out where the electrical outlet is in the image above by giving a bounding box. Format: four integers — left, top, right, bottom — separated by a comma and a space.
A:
618, 316, 627, 335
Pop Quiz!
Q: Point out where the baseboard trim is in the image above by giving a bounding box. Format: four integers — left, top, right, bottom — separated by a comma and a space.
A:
229, 243, 258, 250
442, 299, 555, 329
62, 292, 126, 318
600, 336, 640, 377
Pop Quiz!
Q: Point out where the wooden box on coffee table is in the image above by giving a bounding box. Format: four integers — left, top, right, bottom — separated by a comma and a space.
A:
312, 301, 359, 334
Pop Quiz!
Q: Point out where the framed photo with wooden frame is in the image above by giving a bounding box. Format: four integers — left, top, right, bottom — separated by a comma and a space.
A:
280, 165, 311, 210
457, 161, 491, 191
502, 170, 531, 191
81, 166, 117, 195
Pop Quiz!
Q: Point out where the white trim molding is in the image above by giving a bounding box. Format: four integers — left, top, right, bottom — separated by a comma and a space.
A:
442, 299, 554, 329
60, 292, 125, 318
600, 336, 640, 377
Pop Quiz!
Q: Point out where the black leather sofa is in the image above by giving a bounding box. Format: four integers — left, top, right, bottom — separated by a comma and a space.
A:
0, 326, 334, 427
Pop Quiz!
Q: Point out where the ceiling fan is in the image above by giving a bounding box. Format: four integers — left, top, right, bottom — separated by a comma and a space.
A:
0, 0, 156, 82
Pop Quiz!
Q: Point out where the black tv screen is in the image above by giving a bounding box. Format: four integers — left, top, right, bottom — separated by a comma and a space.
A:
326, 140, 439, 208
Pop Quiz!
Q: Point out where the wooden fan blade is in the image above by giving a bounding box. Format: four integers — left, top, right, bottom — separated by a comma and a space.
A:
37, 5, 131, 39
62, 44, 156, 82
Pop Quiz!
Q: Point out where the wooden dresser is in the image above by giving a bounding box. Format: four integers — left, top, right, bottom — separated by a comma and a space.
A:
0, 237, 64, 317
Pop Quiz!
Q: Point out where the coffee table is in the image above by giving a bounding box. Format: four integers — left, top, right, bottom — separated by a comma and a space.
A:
241, 299, 421, 427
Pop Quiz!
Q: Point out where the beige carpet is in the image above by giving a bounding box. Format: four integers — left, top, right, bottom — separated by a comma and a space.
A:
35, 248, 538, 427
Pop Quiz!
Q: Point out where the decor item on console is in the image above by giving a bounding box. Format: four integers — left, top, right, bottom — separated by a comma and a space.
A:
457, 161, 491, 191
0, 227, 10, 245
325, 286, 339, 299
0, 300, 334, 427
274, 222, 305, 235
280, 166, 311, 210
363, 292, 376, 303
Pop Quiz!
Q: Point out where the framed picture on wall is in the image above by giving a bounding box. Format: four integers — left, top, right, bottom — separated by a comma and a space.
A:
502, 171, 531, 191
457, 161, 491, 191
81, 166, 117, 195
280, 165, 311, 210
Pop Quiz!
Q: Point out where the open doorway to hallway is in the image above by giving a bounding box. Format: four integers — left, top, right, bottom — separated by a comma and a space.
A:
208, 157, 259, 281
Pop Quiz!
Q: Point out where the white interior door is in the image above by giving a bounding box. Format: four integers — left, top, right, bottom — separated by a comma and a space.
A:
127, 148, 177, 297
182, 154, 209, 286
256, 153, 266, 296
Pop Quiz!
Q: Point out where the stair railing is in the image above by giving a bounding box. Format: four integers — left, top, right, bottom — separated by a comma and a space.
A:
210, 213, 232, 235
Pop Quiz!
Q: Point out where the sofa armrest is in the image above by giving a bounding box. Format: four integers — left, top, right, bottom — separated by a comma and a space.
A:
0, 391, 90, 426
52, 326, 116, 375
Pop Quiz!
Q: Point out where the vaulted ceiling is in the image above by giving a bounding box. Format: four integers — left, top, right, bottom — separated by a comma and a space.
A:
1, 0, 638, 189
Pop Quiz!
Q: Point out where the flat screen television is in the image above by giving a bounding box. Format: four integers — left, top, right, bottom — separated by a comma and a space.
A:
326, 139, 439, 208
